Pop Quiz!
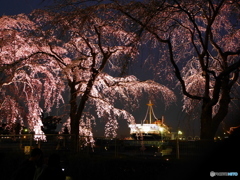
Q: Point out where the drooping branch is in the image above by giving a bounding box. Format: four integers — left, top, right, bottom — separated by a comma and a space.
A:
115, 3, 203, 100
166, 40, 203, 100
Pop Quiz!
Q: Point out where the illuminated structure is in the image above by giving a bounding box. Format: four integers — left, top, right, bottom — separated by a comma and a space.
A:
129, 100, 171, 140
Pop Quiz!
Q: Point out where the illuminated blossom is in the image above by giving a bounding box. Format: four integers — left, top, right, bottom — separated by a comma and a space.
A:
0, 4, 177, 144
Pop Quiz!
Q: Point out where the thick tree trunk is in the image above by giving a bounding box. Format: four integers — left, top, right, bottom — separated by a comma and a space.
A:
200, 101, 215, 140
69, 84, 91, 152
69, 81, 79, 152
200, 79, 231, 140
200, 118, 216, 140
211, 82, 231, 138
69, 70, 99, 152
71, 117, 79, 152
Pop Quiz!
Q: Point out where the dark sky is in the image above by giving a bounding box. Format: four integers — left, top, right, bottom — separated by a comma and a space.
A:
0, 0, 201, 138
0, 0, 48, 16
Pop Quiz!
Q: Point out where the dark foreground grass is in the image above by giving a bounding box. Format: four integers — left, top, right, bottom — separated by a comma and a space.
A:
64, 154, 173, 179
1, 137, 240, 180
0, 151, 218, 180
0, 152, 171, 180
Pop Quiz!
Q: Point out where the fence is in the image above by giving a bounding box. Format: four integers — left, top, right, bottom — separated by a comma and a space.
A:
0, 134, 73, 154
0, 134, 222, 160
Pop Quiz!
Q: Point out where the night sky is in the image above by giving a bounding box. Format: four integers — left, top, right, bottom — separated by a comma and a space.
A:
0, 0, 202, 138
0, 0, 48, 16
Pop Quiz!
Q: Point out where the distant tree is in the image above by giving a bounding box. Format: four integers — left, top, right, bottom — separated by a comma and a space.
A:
0, 123, 10, 134
115, 0, 240, 140
63, 125, 69, 134
13, 122, 22, 135
41, 116, 62, 134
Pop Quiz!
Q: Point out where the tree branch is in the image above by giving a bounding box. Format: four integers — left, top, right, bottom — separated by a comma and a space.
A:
167, 40, 202, 100
224, 50, 240, 57
210, 59, 240, 107
229, 69, 239, 89
115, 1, 202, 100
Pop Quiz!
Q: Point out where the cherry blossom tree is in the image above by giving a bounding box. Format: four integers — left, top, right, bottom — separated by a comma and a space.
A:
115, 0, 240, 140
0, 14, 65, 140
1, 3, 176, 151
29, 5, 176, 151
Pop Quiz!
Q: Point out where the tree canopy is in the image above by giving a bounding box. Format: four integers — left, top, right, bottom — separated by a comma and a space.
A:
0, 2, 176, 146
114, 0, 240, 139
1, 0, 239, 143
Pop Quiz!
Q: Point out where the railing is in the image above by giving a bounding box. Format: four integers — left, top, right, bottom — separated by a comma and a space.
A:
0, 134, 83, 154
0, 134, 223, 161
